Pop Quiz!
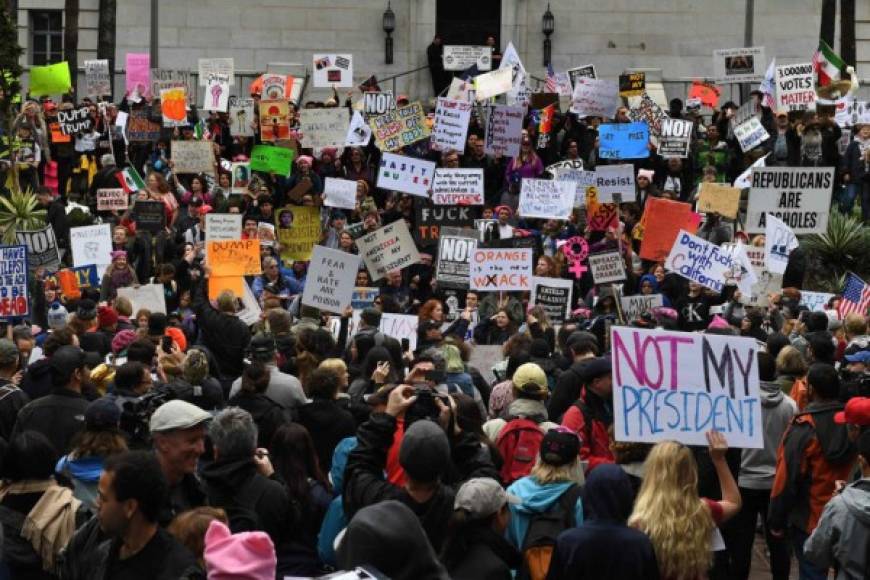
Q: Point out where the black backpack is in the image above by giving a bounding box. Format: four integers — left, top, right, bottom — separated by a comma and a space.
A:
225, 476, 269, 533
519, 483, 584, 580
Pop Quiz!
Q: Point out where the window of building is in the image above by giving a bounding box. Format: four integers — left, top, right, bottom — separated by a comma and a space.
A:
30, 11, 63, 66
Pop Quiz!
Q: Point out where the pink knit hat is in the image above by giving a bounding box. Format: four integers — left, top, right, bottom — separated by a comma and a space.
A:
707, 315, 731, 330
637, 169, 655, 181
204, 520, 276, 580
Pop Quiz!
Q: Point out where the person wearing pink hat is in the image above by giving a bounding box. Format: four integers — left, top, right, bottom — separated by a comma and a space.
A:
203, 519, 276, 580
99, 250, 139, 302
283, 153, 323, 199
636, 168, 660, 206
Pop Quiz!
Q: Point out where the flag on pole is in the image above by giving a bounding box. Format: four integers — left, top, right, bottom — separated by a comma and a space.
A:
837, 272, 870, 318
545, 63, 558, 93
759, 57, 777, 110
812, 40, 845, 87
116, 166, 145, 193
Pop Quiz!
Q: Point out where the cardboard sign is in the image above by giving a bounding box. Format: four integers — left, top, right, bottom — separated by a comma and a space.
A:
198, 58, 234, 85
117, 283, 167, 315
599, 122, 650, 160
0, 246, 29, 318
57, 107, 93, 136
568, 64, 597, 87
665, 230, 736, 292
713, 47, 766, 83
202, 73, 230, 112
369, 102, 430, 151
84, 59, 111, 97
313, 54, 353, 88
276, 206, 320, 262
530, 277, 573, 322
127, 109, 161, 142
570, 78, 619, 118
619, 72, 645, 97
207, 239, 261, 277
436, 232, 478, 288
658, 118, 693, 158
612, 326, 763, 448
764, 213, 799, 275
620, 294, 664, 322
698, 183, 741, 219
96, 189, 128, 211
431, 98, 473, 153
151, 69, 191, 100
228, 97, 255, 137
474, 68, 513, 101
356, 220, 421, 281
300, 108, 350, 150
639, 198, 696, 262
250, 145, 294, 176
800, 291, 835, 312
775, 62, 815, 112
470, 247, 533, 292
125, 53, 151, 98
171, 140, 214, 174
518, 179, 575, 220
377, 152, 436, 198
416, 204, 476, 249
484, 105, 524, 158
746, 167, 834, 234
70, 224, 112, 275
734, 116, 770, 152
132, 201, 165, 234
688, 80, 721, 108
15, 227, 60, 271
589, 251, 626, 284
160, 88, 188, 127
323, 178, 358, 210
205, 214, 242, 241
443, 46, 493, 71
362, 91, 396, 117
259, 100, 290, 142
431, 169, 484, 205
593, 164, 635, 203
301, 246, 361, 314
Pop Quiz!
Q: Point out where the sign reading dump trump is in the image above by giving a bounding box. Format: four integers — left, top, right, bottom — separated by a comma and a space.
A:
612, 326, 762, 448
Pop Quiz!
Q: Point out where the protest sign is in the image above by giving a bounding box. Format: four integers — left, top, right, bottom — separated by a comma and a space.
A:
474, 68, 512, 101
665, 230, 736, 292
230, 163, 250, 194
346, 110, 372, 147
58, 107, 93, 136
764, 214, 799, 274
299, 108, 349, 149
70, 224, 112, 276
746, 167, 834, 234
639, 198, 696, 262
468, 345, 504, 385
15, 227, 59, 271
431, 169, 484, 205
257, 223, 276, 247
658, 118, 693, 158
588, 198, 619, 232
446, 77, 476, 102
554, 72, 574, 97
203, 73, 230, 112
416, 204, 476, 249
470, 247, 533, 292
171, 141, 214, 175
250, 145, 293, 176
132, 201, 165, 234
443, 46, 493, 70
628, 93, 667, 137
697, 183, 741, 219
234, 281, 262, 327
0, 246, 29, 318
151, 69, 191, 100
734, 117, 769, 152
313, 54, 353, 87
718, 242, 758, 295
96, 189, 128, 212
301, 246, 361, 314
356, 221, 421, 281
554, 169, 596, 207
436, 231, 477, 289
377, 152, 436, 198
29, 62, 71, 96
568, 64, 597, 87
518, 179, 575, 220
431, 98, 473, 153
276, 206, 320, 262
499, 41, 527, 94
125, 53, 151, 98
800, 291, 835, 312
228, 98, 255, 137
484, 105, 524, 158
84, 60, 110, 97
775, 62, 815, 112
160, 88, 188, 127
530, 277, 573, 322
352, 287, 379, 310
207, 239, 261, 277
621, 294, 664, 322
127, 109, 161, 142
259, 100, 290, 142
198, 58, 234, 85
612, 326, 762, 448
570, 78, 619, 118
260, 74, 286, 100
593, 164, 635, 203
369, 103, 430, 151
117, 284, 167, 315
323, 178, 358, 210
205, 214, 242, 242
713, 47, 766, 83
688, 81, 721, 108
599, 122, 650, 160
619, 72, 645, 97
362, 91, 395, 117
589, 251, 627, 284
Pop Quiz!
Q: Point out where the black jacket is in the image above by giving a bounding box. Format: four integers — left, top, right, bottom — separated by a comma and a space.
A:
45, 198, 69, 245
0, 380, 30, 442
158, 471, 207, 527
297, 398, 356, 472
164, 377, 224, 411
228, 391, 292, 449
20, 358, 53, 401
447, 526, 521, 580
192, 278, 251, 380
548, 358, 592, 423
12, 387, 88, 454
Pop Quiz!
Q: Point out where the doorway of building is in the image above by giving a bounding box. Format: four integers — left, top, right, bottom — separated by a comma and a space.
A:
436, 0, 501, 47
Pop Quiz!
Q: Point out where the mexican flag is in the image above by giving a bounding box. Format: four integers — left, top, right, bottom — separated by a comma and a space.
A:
116, 166, 145, 193
812, 40, 845, 87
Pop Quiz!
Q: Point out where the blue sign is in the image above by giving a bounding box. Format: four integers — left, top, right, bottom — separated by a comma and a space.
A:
599, 122, 650, 159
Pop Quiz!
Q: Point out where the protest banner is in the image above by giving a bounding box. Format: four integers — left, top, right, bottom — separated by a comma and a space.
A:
70, 224, 112, 276
443, 46, 493, 70
352, 287, 379, 310
567, 64, 597, 88
599, 122, 650, 160
198, 58, 234, 85
612, 326, 762, 447
151, 69, 191, 100
228, 98, 255, 137
436, 231, 477, 289
570, 78, 619, 119
697, 183, 741, 219
369, 102, 430, 151
346, 110, 372, 147
416, 204, 476, 249
553, 169, 595, 207
377, 152, 436, 198
171, 141, 214, 175
205, 214, 242, 242
665, 230, 736, 292
628, 93, 667, 137
474, 68, 513, 100
431, 169, 484, 205
619, 72, 645, 97
313, 54, 353, 88
589, 251, 627, 284
230, 163, 250, 194
530, 277, 573, 322
639, 198, 696, 262
207, 275, 244, 301
207, 239, 261, 277
250, 145, 294, 176
593, 164, 635, 203
160, 87, 188, 127
15, 227, 60, 272
203, 73, 230, 112
276, 206, 320, 262
775, 62, 816, 112
800, 291, 835, 312
117, 284, 167, 315
259, 100, 290, 142
356, 220, 421, 281
688, 81, 721, 108
29, 62, 71, 96
713, 47, 766, 83
484, 105, 524, 158
84, 60, 111, 97
431, 98, 473, 153
96, 189, 128, 211
127, 109, 161, 142
132, 201, 165, 234
299, 108, 349, 150
125, 53, 151, 98
362, 91, 395, 117
518, 179, 575, 220
57, 107, 93, 136
764, 213, 799, 274
323, 178, 358, 210
734, 116, 770, 152
470, 247, 533, 292
621, 294, 664, 322
0, 246, 28, 318
746, 167, 834, 234
658, 118, 693, 158
301, 246, 361, 314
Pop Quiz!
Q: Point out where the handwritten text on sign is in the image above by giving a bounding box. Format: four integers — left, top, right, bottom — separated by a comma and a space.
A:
356, 220, 421, 282
369, 102, 430, 151
665, 230, 735, 293
431, 168, 484, 205
301, 246, 360, 314
470, 248, 533, 292
612, 327, 762, 448
207, 239, 262, 277
0, 246, 29, 318
96, 189, 128, 211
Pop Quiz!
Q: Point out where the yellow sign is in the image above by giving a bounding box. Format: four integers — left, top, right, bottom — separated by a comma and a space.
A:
276, 206, 321, 262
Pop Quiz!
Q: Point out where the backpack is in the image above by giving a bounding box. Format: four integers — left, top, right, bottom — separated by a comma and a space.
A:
495, 418, 545, 485
225, 475, 269, 533
519, 484, 584, 580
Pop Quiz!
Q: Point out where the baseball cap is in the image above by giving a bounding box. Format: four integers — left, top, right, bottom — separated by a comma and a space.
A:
834, 397, 870, 426
85, 397, 122, 430
579, 357, 613, 381
0, 339, 18, 367
540, 427, 581, 466
249, 333, 276, 359
511, 363, 548, 399
844, 350, 870, 364
454, 477, 520, 519
399, 419, 450, 482
149, 400, 212, 433
49, 345, 102, 376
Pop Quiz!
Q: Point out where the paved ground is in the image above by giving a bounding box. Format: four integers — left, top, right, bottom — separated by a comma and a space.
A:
747, 533, 828, 580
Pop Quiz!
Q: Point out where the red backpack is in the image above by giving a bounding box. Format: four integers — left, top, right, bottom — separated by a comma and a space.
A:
496, 418, 545, 484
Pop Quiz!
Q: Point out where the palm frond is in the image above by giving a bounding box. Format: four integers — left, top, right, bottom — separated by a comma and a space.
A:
0, 190, 47, 244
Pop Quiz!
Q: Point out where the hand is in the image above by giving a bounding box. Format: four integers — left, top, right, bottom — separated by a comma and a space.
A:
707, 430, 728, 461
253, 449, 274, 477
342, 305, 353, 319
386, 385, 417, 417
9, 370, 22, 386
371, 361, 390, 384
834, 480, 847, 495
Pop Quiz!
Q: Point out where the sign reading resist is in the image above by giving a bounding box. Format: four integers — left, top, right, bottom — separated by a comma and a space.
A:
301, 246, 361, 314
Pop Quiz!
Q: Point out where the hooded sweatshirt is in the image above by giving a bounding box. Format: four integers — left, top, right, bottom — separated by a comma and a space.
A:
804, 478, 870, 580
739, 381, 797, 490
505, 476, 583, 549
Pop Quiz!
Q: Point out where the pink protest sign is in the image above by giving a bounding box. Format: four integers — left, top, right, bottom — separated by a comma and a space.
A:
126, 53, 151, 99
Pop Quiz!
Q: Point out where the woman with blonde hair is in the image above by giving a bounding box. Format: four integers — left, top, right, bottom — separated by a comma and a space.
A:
525, 305, 556, 352
775, 344, 808, 395
628, 431, 741, 580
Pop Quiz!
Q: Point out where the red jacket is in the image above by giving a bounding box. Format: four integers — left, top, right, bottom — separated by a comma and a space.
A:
560, 387, 614, 471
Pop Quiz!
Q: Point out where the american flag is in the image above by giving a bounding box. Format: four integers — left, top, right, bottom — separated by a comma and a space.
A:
838, 272, 870, 318
545, 63, 558, 93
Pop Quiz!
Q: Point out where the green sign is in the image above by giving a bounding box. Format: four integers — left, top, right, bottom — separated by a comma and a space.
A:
29, 62, 72, 96
249, 145, 294, 176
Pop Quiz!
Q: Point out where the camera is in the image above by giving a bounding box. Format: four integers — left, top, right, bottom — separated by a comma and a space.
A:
119, 388, 177, 448
405, 385, 446, 427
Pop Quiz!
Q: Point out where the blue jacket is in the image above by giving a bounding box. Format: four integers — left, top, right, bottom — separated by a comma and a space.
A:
317, 437, 359, 567
505, 476, 583, 549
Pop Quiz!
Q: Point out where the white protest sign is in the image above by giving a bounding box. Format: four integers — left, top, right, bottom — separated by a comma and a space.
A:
436, 232, 478, 288
588, 251, 627, 284
734, 153, 768, 189
475, 68, 512, 101
484, 105, 524, 158
568, 64, 597, 87
228, 98, 255, 137
362, 91, 395, 116
328, 311, 419, 352
443, 46, 493, 71
313, 54, 353, 88
205, 214, 242, 241
299, 108, 349, 149
775, 62, 815, 112
612, 326, 763, 448
171, 140, 215, 174
70, 224, 112, 276
734, 116, 769, 152
764, 213, 799, 275
800, 291, 835, 312
470, 247, 533, 292
431, 169, 484, 205
664, 230, 735, 293
499, 42, 527, 94
117, 284, 167, 315
376, 152, 436, 198
301, 246, 361, 314
431, 98, 472, 153
323, 178, 358, 210
530, 277, 573, 322
746, 167, 834, 234
356, 220, 421, 281
658, 118, 693, 158
236, 280, 263, 326
84, 59, 111, 97
594, 164, 635, 203
202, 73, 230, 112
719, 242, 759, 296
96, 189, 128, 211
446, 77, 476, 102
556, 169, 596, 207
345, 110, 372, 147
0, 245, 28, 318
713, 47, 766, 83
571, 78, 619, 119
198, 58, 234, 85
518, 179, 575, 220
620, 294, 664, 321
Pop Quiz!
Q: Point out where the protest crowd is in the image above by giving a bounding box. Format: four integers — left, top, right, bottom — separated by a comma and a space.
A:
1, 27, 870, 580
